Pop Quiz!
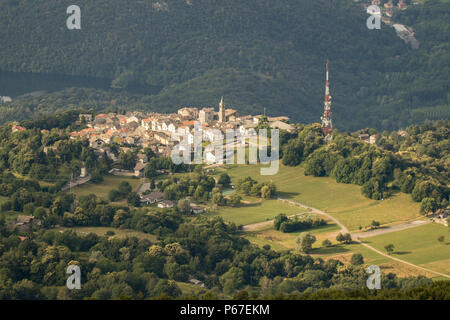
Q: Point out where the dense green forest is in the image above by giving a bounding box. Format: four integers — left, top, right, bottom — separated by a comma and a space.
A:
0, 0, 448, 130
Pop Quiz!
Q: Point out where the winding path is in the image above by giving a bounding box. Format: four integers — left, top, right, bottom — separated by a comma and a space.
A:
351, 219, 430, 239
278, 198, 349, 234
268, 198, 450, 279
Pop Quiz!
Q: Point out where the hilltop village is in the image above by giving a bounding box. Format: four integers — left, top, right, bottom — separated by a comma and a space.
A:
15, 99, 294, 178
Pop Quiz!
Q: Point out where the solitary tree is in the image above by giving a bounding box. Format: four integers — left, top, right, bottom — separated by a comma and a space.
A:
228, 194, 242, 207
118, 181, 132, 196
384, 243, 395, 255
177, 199, 191, 214
322, 239, 332, 247
218, 173, 231, 187
437, 235, 445, 243
296, 233, 316, 253
371, 220, 380, 229
127, 192, 140, 207
350, 253, 364, 266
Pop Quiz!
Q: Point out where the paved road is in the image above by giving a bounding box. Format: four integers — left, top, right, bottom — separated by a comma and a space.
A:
271, 198, 450, 279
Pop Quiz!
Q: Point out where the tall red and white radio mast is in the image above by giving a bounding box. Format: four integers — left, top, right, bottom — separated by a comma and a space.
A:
321, 60, 333, 141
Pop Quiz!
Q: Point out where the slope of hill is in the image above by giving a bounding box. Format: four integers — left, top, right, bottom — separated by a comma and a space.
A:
0, 0, 448, 130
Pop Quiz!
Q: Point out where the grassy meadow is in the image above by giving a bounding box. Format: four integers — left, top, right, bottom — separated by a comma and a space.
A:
218, 164, 421, 231
56, 226, 158, 242
210, 198, 304, 226
71, 175, 144, 201
362, 223, 450, 276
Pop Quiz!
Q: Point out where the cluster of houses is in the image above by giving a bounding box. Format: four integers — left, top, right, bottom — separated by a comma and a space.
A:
367, 0, 409, 24
0, 96, 12, 103
68, 98, 294, 174
357, 130, 409, 145
365, 0, 409, 21
358, 133, 377, 145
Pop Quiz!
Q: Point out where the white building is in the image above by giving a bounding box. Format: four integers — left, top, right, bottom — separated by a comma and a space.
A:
0, 96, 12, 103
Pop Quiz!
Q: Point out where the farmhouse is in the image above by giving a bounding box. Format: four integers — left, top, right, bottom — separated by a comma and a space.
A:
158, 200, 175, 209
134, 162, 147, 177
190, 204, 205, 214
9, 215, 39, 232
140, 191, 164, 205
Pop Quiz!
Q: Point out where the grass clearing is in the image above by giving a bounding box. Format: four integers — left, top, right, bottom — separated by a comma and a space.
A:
245, 222, 341, 250
363, 223, 450, 275
220, 164, 421, 231
71, 175, 143, 200
210, 198, 302, 226
56, 226, 158, 242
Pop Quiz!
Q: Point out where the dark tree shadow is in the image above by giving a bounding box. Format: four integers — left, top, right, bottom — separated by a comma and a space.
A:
241, 202, 263, 208
277, 191, 300, 199
394, 251, 412, 255
312, 245, 350, 255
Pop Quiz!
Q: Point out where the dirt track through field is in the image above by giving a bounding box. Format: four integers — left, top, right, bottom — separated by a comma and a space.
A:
351, 219, 430, 238
243, 198, 450, 279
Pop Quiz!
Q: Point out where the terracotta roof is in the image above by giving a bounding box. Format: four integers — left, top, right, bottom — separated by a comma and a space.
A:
182, 120, 196, 126
12, 125, 26, 131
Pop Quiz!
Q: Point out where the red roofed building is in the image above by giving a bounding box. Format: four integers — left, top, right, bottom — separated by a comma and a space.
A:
12, 125, 26, 132
142, 118, 154, 130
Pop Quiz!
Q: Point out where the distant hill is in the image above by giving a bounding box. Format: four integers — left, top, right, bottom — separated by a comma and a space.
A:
0, 0, 448, 130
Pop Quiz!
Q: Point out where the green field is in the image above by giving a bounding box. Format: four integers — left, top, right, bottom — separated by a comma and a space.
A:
56, 226, 158, 242
363, 223, 450, 275
210, 198, 304, 226
219, 164, 421, 231
71, 175, 144, 200
208, 164, 449, 278
244, 222, 341, 250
